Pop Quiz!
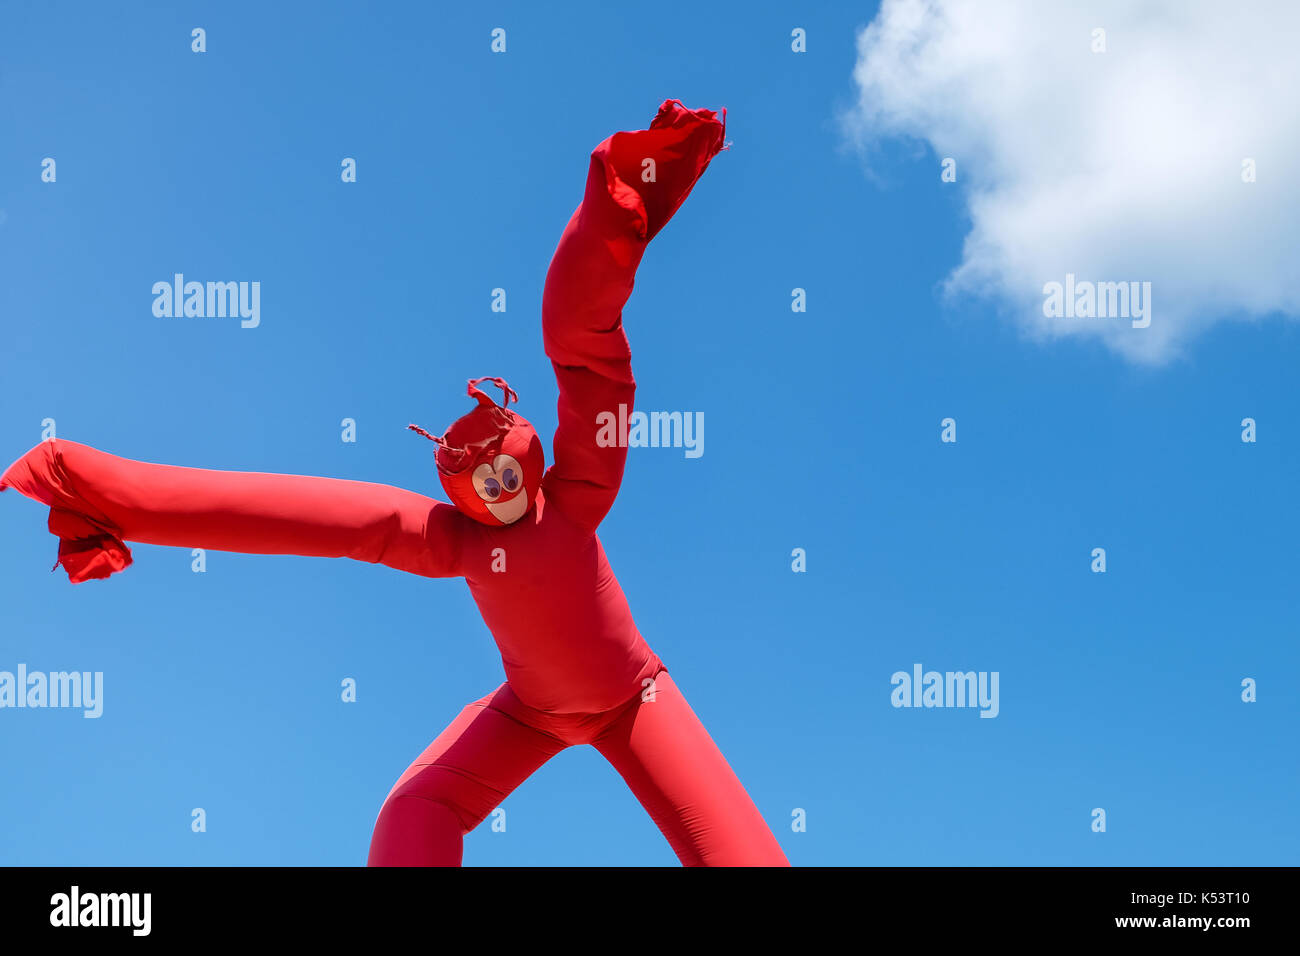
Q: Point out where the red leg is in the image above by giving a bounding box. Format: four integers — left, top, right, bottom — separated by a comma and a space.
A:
367, 684, 566, 866
593, 671, 790, 866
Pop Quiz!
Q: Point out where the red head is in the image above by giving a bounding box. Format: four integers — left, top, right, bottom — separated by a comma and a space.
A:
410, 377, 544, 526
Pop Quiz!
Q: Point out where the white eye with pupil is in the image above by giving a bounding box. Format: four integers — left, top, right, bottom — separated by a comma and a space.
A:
472, 455, 525, 504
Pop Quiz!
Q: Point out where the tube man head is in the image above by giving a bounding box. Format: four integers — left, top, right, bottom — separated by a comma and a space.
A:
410, 377, 544, 526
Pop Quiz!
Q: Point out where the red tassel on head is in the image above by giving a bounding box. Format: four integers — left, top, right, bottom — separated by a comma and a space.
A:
410, 378, 544, 526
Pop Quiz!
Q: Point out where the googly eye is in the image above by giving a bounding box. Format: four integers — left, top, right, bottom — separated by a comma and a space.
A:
473, 455, 526, 504
472, 462, 502, 502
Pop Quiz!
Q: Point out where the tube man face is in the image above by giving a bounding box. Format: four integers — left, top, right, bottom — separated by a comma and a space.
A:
410, 377, 544, 526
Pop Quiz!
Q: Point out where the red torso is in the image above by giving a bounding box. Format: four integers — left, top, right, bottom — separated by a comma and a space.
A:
460, 490, 660, 714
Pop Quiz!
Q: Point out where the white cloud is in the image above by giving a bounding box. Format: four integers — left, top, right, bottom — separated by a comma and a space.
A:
846, 0, 1300, 363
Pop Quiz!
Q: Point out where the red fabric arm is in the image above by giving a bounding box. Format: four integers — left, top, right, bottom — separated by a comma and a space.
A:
541, 100, 726, 533
0, 439, 464, 583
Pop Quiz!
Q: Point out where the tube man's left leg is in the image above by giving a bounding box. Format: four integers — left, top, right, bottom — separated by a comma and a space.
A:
593, 670, 790, 866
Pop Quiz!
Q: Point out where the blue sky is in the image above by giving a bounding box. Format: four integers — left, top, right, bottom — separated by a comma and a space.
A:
1, 1, 1296, 866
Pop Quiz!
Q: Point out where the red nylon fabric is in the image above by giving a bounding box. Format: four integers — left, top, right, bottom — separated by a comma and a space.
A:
1, 101, 786, 866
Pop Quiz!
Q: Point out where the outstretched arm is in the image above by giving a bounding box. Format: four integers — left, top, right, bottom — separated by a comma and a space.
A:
542, 100, 726, 533
0, 439, 464, 583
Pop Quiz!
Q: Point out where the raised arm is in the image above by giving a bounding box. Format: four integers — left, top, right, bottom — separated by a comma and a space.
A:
0, 439, 464, 583
541, 100, 726, 533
